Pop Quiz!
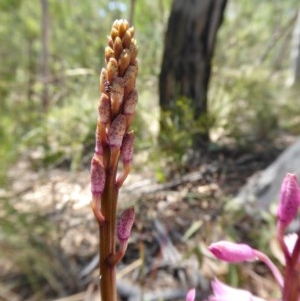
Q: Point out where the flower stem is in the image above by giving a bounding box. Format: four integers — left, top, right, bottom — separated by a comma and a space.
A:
99, 147, 119, 301
254, 250, 284, 288
282, 234, 300, 301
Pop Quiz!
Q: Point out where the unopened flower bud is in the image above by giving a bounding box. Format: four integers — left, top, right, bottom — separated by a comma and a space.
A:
98, 93, 111, 124
99, 68, 107, 93
124, 88, 138, 115
113, 36, 123, 59
123, 65, 138, 96
107, 58, 118, 82
108, 114, 126, 148
110, 77, 125, 116
112, 19, 121, 30
208, 241, 256, 263
118, 19, 129, 38
107, 35, 113, 48
105, 46, 115, 63
128, 26, 134, 37
277, 173, 300, 229
129, 40, 138, 64
90, 156, 105, 197
111, 27, 119, 41
122, 30, 132, 48
117, 207, 135, 242
118, 49, 131, 76
121, 131, 134, 164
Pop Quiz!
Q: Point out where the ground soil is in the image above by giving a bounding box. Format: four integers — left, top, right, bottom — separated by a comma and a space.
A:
1, 140, 292, 301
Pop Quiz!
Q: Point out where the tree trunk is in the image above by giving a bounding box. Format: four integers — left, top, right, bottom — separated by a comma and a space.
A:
128, 0, 136, 25
291, 8, 300, 85
159, 0, 227, 147
40, 0, 50, 112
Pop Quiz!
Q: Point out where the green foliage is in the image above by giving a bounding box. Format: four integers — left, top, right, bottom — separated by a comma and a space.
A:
20, 87, 97, 170
0, 197, 75, 298
159, 98, 195, 163
210, 69, 279, 144
159, 97, 214, 169
209, 0, 300, 145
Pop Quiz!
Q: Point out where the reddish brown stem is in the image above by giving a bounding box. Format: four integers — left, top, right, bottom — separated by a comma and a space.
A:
99, 147, 119, 301
282, 234, 300, 301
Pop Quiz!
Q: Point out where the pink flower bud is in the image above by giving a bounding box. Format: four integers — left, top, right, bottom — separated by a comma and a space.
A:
186, 288, 196, 301
124, 88, 138, 115
277, 173, 300, 227
98, 94, 111, 124
108, 114, 126, 148
117, 207, 135, 242
121, 131, 134, 163
208, 241, 256, 263
90, 156, 105, 196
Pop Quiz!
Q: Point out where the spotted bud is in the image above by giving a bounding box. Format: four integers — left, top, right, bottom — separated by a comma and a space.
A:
107, 58, 118, 83
123, 65, 138, 96
108, 114, 126, 148
99, 68, 107, 93
124, 88, 138, 115
110, 77, 124, 115
117, 207, 135, 242
90, 156, 105, 197
121, 131, 134, 164
119, 49, 131, 76
277, 173, 300, 230
98, 93, 111, 124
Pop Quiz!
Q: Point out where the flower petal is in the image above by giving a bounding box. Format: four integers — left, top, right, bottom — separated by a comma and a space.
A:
186, 288, 196, 301
207, 278, 266, 301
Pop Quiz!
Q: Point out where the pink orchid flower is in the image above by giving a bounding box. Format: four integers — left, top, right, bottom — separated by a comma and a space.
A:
206, 278, 266, 301
207, 173, 300, 301
186, 288, 196, 301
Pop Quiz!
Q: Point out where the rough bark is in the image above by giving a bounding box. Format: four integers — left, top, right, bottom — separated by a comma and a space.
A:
159, 0, 227, 146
